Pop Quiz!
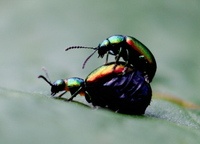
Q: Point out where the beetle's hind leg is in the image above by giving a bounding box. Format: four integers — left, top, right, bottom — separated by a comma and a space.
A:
122, 49, 130, 74
85, 91, 92, 103
112, 47, 123, 70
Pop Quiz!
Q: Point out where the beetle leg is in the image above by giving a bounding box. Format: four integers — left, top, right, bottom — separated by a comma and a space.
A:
85, 91, 92, 103
67, 87, 83, 101
122, 49, 130, 73
105, 52, 109, 64
57, 91, 67, 98
125, 49, 129, 66
122, 67, 128, 74
113, 47, 123, 70
138, 55, 148, 75
115, 47, 123, 62
144, 74, 150, 83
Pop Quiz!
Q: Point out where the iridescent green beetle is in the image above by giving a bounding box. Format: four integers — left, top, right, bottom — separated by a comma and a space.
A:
38, 62, 152, 115
65, 35, 157, 82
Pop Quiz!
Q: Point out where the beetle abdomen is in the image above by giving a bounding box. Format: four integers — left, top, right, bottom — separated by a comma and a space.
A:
87, 70, 152, 115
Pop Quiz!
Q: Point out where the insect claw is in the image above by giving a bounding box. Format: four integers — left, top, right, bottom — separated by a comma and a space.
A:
67, 97, 73, 102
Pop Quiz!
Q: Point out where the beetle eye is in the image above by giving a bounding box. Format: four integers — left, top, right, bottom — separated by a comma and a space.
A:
98, 45, 110, 54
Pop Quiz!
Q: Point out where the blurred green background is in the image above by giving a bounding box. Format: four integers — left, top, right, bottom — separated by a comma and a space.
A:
1, 0, 200, 144
1, 0, 200, 102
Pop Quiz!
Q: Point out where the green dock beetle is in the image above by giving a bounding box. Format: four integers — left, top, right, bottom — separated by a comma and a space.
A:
38, 62, 152, 115
65, 35, 156, 82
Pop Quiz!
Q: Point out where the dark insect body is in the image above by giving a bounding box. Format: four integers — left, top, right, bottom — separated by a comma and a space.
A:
38, 62, 152, 115
65, 35, 156, 82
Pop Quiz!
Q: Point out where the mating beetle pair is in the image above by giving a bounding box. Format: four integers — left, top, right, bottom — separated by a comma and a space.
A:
38, 35, 156, 115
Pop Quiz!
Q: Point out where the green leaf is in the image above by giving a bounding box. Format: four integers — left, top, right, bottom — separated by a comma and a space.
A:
1, 87, 200, 144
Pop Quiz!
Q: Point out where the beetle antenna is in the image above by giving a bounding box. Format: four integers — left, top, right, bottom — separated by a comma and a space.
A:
38, 67, 53, 86
42, 67, 52, 82
65, 46, 96, 51
82, 48, 99, 69
38, 75, 53, 86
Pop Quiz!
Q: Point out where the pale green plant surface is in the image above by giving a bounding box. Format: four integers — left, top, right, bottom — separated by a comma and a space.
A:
1, 0, 200, 143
